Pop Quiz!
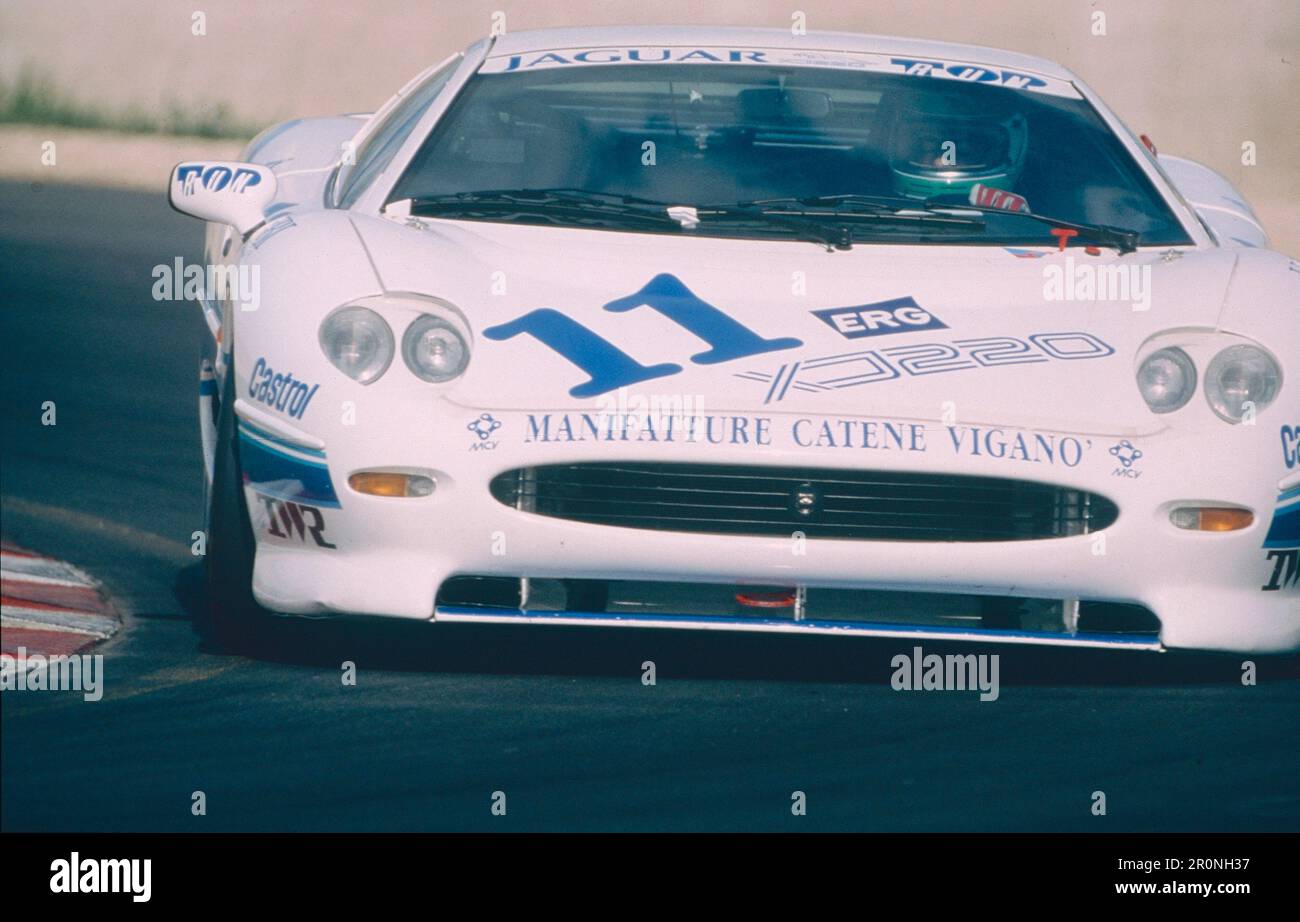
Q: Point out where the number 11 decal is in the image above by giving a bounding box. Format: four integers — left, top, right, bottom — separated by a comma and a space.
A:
482, 274, 802, 397
482, 308, 682, 398
604, 273, 802, 364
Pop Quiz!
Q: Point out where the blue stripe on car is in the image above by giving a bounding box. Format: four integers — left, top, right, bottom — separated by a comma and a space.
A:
237, 419, 327, 459
238, 426, 340, 508
1263, 503, 1300, 549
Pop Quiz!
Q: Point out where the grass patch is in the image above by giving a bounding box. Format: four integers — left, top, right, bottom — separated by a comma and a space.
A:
0, 70, 260, 140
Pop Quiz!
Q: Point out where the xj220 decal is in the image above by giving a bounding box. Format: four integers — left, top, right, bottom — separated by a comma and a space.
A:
740, 331, 1115, 405
482, 274, 801, 397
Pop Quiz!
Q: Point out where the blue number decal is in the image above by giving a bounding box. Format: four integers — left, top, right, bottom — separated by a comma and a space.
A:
482, 308, 682, 398
603, 273, 801, 365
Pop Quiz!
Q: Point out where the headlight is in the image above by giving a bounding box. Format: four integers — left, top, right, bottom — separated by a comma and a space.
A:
1204, 344, 1281, 423
319, 305, 394, 384
402, 314, 470, 383
1137, 347, 1197, 414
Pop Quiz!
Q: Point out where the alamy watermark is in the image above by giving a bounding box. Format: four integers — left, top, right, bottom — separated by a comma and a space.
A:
50, 853, 150, 902
1043, 256, 1151, 311
891, 645, 1000, 701
592, 387, 706, 438
0, 647, 103, 701
152, 256, 261, 311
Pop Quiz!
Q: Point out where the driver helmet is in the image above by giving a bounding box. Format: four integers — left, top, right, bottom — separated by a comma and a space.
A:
886, 87, 1029, 200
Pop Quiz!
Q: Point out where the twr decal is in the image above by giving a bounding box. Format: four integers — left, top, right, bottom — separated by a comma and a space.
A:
258, 496, 336, 549
1262, 550, 1299, 591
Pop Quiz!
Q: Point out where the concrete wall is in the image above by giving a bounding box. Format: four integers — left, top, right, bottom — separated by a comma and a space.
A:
4, 0, 1296, 252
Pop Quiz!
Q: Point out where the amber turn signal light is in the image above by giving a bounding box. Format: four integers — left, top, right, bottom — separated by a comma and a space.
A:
1169, 507, 1253, 532
348, 471, 435, 498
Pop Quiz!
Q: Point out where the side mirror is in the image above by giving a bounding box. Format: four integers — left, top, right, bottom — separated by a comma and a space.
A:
168, 161, 277, 236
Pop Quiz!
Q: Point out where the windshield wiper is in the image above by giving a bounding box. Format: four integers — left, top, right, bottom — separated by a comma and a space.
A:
691, 203, 861, 251
405, 189, 982, 251
405, 189, 855, 250
919, 197, 1141, 254
721, 196, 987, 236
404, 188, 684, 229
745, 193, 924, 211
744, 193, 1140, 254
402, 188, 1138, 252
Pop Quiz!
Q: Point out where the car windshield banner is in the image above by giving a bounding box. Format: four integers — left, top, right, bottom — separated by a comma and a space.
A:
479, 46, 1082, 98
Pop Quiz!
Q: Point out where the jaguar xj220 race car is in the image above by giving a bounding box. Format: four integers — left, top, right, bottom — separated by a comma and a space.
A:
171, 26, 1300, 654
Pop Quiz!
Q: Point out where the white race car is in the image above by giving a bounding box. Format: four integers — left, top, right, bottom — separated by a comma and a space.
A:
170, 26, 1300, 654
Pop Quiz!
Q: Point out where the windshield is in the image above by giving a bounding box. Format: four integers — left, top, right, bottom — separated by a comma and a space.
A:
335, 56, 459, 208
388, 62, 1192, 247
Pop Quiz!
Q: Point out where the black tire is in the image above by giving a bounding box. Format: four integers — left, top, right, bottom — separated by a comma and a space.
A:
197, 357, 272, 649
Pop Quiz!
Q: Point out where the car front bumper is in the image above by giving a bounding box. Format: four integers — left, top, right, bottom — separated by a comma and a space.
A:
240, 402, 1300, 654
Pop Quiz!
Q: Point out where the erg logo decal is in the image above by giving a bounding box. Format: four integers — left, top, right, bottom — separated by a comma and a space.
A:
810, 296, 948, 339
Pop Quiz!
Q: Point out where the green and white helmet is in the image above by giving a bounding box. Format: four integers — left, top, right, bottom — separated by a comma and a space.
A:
886, 87, 1030, 200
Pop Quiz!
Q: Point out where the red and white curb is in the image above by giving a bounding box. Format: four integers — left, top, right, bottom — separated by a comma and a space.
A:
1, 542, 118, 669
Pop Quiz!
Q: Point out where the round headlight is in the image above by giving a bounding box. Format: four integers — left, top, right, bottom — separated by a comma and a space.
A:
1137, 347, 1197, 414
402, 314, 469, 383
1204, 344, 1281, 423
319, 306, 394, 385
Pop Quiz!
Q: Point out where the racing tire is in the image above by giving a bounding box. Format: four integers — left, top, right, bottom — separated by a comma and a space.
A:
198, 357, 273, 650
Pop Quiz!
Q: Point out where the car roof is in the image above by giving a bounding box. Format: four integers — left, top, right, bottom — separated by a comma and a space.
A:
484, 25, 1076, 82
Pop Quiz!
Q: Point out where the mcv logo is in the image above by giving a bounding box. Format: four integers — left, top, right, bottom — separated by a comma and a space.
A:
176, 162, 263, 196
483, 274, 801, 397
811, 296, 947, 339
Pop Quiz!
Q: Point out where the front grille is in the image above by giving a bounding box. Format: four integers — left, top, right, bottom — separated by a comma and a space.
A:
489, 463, 1118, 542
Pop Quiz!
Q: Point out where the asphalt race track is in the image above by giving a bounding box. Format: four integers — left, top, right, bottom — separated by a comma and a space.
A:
1, 180, 1297, 832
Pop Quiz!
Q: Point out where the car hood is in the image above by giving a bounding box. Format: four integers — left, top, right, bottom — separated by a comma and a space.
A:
354, 215, 1235, 436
